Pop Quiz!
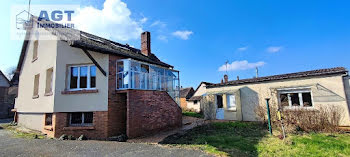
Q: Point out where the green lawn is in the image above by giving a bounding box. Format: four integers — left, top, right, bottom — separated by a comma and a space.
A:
182, 111, 204, 118
160, 122, 350, 157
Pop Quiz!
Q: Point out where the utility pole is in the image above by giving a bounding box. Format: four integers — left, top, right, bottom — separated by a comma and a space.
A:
27, 0, 31, 21
225, 60, 229, 75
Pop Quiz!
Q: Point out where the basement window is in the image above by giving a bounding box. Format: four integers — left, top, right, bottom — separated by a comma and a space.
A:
68, 65, 96, 90
69, 112, 93, 126
45, 113, 53, 126
278, 89, 313, 108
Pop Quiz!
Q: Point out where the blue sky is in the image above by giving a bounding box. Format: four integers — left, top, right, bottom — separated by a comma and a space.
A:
1, 0, 350, 88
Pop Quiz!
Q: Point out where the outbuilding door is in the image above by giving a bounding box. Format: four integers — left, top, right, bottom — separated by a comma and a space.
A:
216, 95, 224, 119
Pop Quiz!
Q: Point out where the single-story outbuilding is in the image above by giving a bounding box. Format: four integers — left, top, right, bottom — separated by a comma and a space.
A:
202, 67, 350, 126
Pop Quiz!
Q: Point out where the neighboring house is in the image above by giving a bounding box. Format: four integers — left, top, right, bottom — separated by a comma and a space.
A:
179, 87, 195, 110
187, 82, 213, 112
203, 67, 350, 126
0, 70, 11, 119
13, 17, 182, 139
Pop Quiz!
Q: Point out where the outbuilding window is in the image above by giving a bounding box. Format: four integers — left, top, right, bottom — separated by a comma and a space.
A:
69, 65, 96, 90
226, 94, 236, 110
278, 89, 313, 108
69, 112, 93, 126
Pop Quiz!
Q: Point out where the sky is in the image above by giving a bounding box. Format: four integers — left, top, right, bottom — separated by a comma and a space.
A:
1, 0, 350, 88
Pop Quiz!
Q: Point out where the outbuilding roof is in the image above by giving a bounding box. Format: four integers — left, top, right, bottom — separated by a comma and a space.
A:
208, 67, 348, 88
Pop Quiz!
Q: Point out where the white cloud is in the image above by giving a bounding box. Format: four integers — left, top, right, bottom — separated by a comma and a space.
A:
172, 30, 193, 40
150, 20, 166, 28
157, 35, 168, 42
74, 0, 143, 41
218, 60, 265, 71
237, 47, 248, 51
140, 17, 148, 24
267, 46, 283, 53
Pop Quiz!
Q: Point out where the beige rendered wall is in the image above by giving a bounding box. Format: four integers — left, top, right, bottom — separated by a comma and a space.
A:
207, 75, 350, 126
17, 113, 44, 131
186, 83, 208, 112
187, 101, 200, 112
15, 28, 58, 113
53, 41, 109, 112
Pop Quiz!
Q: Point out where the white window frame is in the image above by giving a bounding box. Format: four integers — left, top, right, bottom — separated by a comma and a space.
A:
69, 112, 93, 126
278, 88, 314, 109
226, 94, 236, 111
68, 64, 96, 91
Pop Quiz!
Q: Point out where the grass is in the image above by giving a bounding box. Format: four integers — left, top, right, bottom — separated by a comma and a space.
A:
182, 111, 204, 118
0, 124, 46, 139
160, 122, 350, 157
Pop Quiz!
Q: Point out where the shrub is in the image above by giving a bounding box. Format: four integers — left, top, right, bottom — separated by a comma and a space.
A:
255, 104, 342, 133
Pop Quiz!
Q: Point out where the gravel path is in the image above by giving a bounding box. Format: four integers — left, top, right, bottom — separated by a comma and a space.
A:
0, 127, 211, 157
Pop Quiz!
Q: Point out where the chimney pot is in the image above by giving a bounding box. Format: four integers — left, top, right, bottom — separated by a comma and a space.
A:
224, 74, 228, 83
141, 31, 151, 56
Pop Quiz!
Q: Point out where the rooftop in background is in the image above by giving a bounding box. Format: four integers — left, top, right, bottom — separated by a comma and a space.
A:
208, 67, 348, 88
180, 87, 195, 99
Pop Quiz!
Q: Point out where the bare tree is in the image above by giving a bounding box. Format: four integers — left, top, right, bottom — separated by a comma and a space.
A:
5, 66, 16, 80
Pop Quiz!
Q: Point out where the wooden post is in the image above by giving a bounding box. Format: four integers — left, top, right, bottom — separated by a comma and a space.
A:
266, 98, 272, 135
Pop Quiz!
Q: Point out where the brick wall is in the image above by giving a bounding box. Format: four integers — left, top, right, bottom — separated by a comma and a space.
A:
180, 98, 187, 110
46, 112, 109, 140
127, 90, 182, 138
108, 55, 127, 137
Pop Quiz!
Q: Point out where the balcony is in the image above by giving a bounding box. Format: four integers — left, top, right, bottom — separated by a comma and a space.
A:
116, 59, 180, 104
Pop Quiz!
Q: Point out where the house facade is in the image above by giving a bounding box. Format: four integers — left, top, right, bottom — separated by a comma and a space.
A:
13, 18, 182, 139
186, 82, 212, 112
0, 70, 12, 119
179, 87, 194, 110
203, 67, 350, 126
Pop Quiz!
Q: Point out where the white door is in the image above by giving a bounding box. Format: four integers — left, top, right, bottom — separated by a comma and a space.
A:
216, 108, 224, 119
216, 95, 224, 119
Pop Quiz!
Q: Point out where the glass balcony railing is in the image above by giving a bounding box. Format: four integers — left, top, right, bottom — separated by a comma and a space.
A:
116, 59, 180, 104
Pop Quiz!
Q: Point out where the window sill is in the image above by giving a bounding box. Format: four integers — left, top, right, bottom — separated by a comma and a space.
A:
283, 107, 316, 111
32, 95, 39, 99
226, 108, 237, 112
32, 57, 38, 63
63, 126, 95, 130
44, 92, 53, 96
61, 89, 98, 95
44, 126, 53, 131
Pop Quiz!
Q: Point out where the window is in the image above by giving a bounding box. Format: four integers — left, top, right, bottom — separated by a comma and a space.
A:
278, 89, 313, 108
45, 113, 53, 126
194, 100, 198, 104
45, 68, 53, 94
33, 74, 40, 97
33, 40, 38, 61
226, 94, 236, 110
69, 65, 96, 90
69, 112, 93, 126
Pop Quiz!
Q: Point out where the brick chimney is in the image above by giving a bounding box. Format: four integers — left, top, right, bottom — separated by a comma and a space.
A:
141, 31, 151, 56
224, 74, 228, 83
